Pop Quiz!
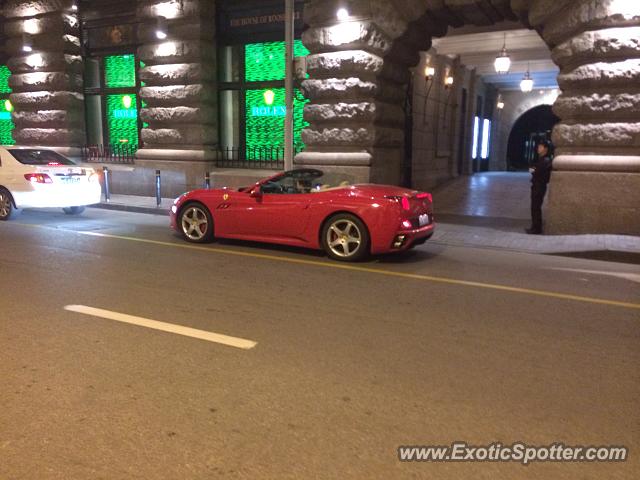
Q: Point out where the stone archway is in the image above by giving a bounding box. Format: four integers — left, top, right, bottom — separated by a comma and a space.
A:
297, 0, 640, 235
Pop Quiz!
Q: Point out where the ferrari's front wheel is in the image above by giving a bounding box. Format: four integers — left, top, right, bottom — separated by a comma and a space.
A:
179, 203, 213, 243
321, 213, 369, 262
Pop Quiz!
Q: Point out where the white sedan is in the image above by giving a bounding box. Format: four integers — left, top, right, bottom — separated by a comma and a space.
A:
0, 147, 102, 220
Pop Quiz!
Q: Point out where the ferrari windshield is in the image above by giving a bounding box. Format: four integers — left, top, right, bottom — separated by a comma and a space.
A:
261, 169, 356, 194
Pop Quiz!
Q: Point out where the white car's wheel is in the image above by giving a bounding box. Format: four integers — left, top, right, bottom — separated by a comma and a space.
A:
0, 188, 18, 221
63, 206, 86, 215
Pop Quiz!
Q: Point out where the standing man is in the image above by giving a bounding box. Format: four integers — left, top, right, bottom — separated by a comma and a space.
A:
527, 139, 554, 234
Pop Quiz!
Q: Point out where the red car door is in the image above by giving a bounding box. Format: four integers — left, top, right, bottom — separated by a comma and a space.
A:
250, 193, 311, 239
215, 191, 312, 241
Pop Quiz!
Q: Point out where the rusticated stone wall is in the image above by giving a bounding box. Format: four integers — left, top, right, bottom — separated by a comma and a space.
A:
518, 0, 640, 233
2, 0, 83, 151
523, 0, 640, 158
136, 0, 217, 161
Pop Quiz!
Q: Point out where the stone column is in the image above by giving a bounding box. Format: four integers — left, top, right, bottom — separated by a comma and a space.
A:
522, 0, 640, 234
134, 0, 217, 194
3, 0, 83, 155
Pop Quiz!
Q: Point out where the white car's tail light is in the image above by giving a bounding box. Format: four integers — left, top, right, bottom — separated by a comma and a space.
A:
88, 172, 100, 183
24, 173, 53, 184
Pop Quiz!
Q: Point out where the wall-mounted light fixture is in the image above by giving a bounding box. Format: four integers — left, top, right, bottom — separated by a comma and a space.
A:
520, 64, 534, 92
444, 74, 454, 89
421, 60, 436, 125
22, 34, 33, 53
440, 67, 456, 134
71, 1, 78, 11
424, 64, 435, 81
494, 32, 511, 74
496, 94, 505, 110
156, 16, 168, 40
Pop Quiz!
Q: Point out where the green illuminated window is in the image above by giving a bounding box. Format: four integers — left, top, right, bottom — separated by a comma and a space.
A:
106, 94, 138, 147
88, 53, 140, 149
104, 54, 137, 88
219, 39, 310, 163
245, 40, 309, 82
0, 66, 15, 145
245, 88, 308, 156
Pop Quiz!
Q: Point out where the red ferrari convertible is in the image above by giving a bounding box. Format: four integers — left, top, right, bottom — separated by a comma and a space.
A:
170, 168, 434, 261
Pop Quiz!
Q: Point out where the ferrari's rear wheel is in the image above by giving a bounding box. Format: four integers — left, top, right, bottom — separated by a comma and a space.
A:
322, 213, 369, 262
180, 203, 213, 243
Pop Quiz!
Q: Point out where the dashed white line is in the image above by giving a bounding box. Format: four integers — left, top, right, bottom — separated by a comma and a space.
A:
64, 305, 257, 350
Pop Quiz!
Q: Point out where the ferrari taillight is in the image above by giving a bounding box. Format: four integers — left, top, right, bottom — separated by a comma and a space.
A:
385, 195, 411, 211
24, 173, 53, 184
417, 192, 432, 203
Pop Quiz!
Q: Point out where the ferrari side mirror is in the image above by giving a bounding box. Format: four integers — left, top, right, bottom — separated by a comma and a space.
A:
250, 187, 263, 198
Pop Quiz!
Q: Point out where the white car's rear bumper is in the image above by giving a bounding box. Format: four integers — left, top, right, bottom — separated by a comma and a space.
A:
12, 184, 102, 208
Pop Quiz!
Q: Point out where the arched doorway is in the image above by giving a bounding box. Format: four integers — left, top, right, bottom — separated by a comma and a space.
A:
506, 105, 560, 171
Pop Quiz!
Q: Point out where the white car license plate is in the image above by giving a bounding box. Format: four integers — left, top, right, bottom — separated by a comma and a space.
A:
61, 177, 80, 184
418, 213, 429, 226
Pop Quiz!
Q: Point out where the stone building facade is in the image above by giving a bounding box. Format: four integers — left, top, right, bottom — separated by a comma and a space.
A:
1, 0, 639, 235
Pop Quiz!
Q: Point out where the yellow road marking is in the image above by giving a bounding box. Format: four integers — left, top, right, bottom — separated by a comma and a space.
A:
8, 221, 640, 310
64, 305, 257, 349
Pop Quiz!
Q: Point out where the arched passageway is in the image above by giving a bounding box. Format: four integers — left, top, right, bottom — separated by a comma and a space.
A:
298, 0, 640, 235
507, 105, 560, 170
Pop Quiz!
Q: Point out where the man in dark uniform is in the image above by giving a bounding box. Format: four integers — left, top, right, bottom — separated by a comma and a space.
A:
527, 139, 553, 234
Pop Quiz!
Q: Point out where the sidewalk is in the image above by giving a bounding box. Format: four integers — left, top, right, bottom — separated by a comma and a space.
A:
92, 194, 173, 215
89, 193, 640, 260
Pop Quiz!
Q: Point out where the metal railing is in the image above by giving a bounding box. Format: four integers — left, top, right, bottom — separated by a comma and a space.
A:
81, 144, 136, 164
216, 146, 304, 170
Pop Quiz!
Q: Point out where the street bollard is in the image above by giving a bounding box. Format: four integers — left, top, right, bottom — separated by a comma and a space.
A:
102, 166, 111, 202
204, 171, 211, 189
155, 170, 161, 207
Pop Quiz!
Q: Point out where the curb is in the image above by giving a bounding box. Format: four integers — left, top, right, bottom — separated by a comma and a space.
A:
90, 202, 170, 216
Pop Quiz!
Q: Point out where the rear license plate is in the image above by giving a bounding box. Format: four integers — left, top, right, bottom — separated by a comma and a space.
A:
61, 177, 80, 184
418, 213, 429, 226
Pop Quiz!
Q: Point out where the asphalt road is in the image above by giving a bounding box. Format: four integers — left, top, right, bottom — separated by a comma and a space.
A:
1, 208, 638, 480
